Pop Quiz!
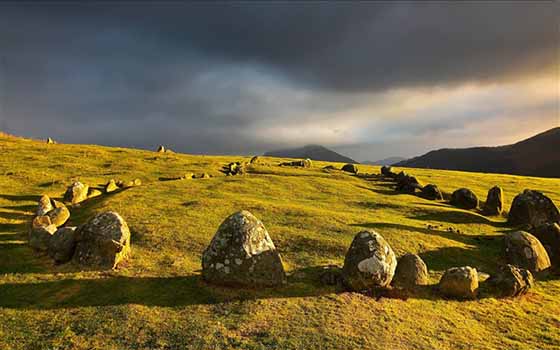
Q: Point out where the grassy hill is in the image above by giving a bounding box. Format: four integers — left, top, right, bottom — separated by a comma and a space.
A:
0, 133, 559, 350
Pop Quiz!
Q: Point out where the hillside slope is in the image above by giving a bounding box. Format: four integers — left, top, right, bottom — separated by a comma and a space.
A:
0, 134, 559, 349
264, 144, 357, 163
396, 127, 560, 178
363, 156, 406, 166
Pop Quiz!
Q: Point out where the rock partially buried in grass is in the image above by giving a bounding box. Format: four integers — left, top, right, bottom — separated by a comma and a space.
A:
450, 188, 479, 210
342, 230, 397, 291
486, 264, 533, 297
201, 210, 286, 287
73, 211, 131, 269
421, 184, 443, 200
48, 226, 77, 263
531, 222, 560, 267
36, 194, 53, 216
29, 217, 57, 251
483, 186, 504, 216
105, 179, 119, 193
508, 189, 560, 227
439, 266, 478, 299
46, 205, 70, 227
64, 181, 89, 205
341, 163, 358, 174
392, 253, 429, 289
505, 231, 551, 272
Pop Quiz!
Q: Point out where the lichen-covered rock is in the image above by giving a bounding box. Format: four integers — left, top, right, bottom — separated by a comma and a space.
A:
73, 211, 131, 269
508, 189, 560, 227
48, 226, 77, 263
531, 222, 560, 267
487, 264, 533, 297
105, 179, 119, 193
421, 184, 443, 200
36, 195, 53, 216
342, 163, 358, 174
392, 253, 429, 288
505, 231, 551, 272
47, 205, 70, 227
483, 186, 504, 216
29, 221, 57, 251
342, 230, 397, 291
439, 266, 478, 299
450, 188, 479, 209
64, 181, 89, 205
202, 211, 286, 287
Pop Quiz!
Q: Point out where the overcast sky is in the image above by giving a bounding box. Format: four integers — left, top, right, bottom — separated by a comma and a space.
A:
0, 1, 558, 161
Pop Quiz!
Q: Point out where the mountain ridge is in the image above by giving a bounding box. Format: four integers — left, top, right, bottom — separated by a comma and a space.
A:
264, 144, 358, 164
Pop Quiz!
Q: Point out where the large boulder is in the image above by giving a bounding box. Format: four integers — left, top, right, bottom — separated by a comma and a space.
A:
73, 211, 131, 269
202, 211, 286, 287
64, 181, 89, 205
48, 226, 77, 263
342, 230, 397, 291
505, 231, 551, 272
483, 186, 504, 216
36, 195, 53, 216
438, 266, 478, 299
450, 188, 479, 209
508, 189, 560, 227
486, 264, 533, 297
29, 216, 57, 251
46, 205, 70, 227
530, 223, 560, 267
342, 164, 358, 174
392, 253, 429, 288
420, 184, 443, 200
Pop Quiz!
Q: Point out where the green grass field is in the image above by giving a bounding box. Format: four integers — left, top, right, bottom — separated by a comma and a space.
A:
0, 133, 559, 350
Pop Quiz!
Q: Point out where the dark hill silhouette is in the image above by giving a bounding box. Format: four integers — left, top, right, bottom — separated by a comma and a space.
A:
396, 127, 560, 178
264, 145, 357, 163
362, 157, 406, 166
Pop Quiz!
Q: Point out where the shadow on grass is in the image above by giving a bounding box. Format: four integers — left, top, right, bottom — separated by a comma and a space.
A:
0, 194, 39, 202
408, 207, 508, 227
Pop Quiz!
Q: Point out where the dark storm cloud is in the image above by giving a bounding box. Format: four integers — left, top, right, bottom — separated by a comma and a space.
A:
0, 1, 557, 157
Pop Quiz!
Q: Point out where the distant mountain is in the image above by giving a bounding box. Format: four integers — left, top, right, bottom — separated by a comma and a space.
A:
362, 157, 407, 166
264, 144, 357, 163
395, 127, 560, 178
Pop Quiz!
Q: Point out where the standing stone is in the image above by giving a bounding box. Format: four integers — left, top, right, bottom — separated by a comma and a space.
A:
342, 164, 358, 174
486, 264, 533, 297
531, 223, 560, 267
392, 253, 429, 288
46, 137, 55, 144
48, 226, 77, 263
202, 211, 286, 287
342, 230, 397, 291
421, 184, 444, 200
508, 189, 560, 227
439, 266, 478, 299
29, 218, 57, 251
450, 188, 479, 209
302, 158, 312, 168
47, 205, 70, 227
505, 231, 551, 272
105, 179, 119, 193
36, 195, 53, 216
73, 211, 131, 269
380, 166, 392, 176
483, 186, 504, 216
157, 145, 165, 152
64, 181, 89, 205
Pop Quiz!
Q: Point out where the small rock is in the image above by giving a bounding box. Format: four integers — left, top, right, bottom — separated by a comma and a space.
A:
88, 188, 103, 199
37, 195, 53, 216
450, 188, 479, 210
341, 164, 358, 174
157, 145, 166, 153
439, 266, 478, 299
392, 253, 429, 288
64, 181, 89, 205
421, 184, 443, 200
46, 206, 70, 227
505, 231, 551, 272
380, 165, 393, 176
486, 264, 533, 297
105, 179, 119, 193
133, 178, 142, 186
46, 137, 55, 144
